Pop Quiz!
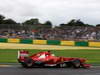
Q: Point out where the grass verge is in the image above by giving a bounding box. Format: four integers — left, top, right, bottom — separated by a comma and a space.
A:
0, 49, 100, 65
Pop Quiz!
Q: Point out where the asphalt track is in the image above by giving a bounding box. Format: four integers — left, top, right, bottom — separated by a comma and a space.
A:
0, 64, 100, 75
0, 43, 100, 75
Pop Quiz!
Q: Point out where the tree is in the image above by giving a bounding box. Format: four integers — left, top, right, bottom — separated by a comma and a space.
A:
67, 19, 85, 26
67, 19, 76, 26
3, 19, 17, 24
0, 14, 5, 24
96, 24, 100, 27
59, 23, 66, 28
75, 19, 85, 26
23, 18, 40, 25
60, 19, 87, 28
43, 21, 52, 28
44, 21, 52, 25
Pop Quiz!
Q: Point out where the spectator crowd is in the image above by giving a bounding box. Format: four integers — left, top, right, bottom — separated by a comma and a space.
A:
0, 26, 100, 41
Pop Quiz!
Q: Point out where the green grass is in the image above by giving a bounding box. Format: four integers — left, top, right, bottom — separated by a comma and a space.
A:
0, 49, 100, 65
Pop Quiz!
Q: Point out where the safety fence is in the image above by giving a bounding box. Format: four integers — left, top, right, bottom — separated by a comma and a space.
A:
0, 38, 100, 47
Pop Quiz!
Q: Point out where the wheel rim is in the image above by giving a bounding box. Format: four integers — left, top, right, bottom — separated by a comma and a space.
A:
60, 63, 66, 68
73, 60, 81, 68
75, 63, 80, 67
27, 63, 33, 67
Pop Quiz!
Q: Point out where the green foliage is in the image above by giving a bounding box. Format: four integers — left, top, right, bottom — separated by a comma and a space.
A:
60, 19, 92, 28
96, 24, 100, 27
43, 21, 52, 28
0, 14, 5, 24
3, 19, 17, 24
23, 18, 40, 25
0, 14, 17, 24
0, 14, 5, 20
0, 14, 99, 28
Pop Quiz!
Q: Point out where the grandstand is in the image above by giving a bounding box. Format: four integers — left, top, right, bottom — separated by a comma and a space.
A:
0, 24, 100, 41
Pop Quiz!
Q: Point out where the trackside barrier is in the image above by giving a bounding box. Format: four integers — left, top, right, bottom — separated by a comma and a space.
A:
0, 38, 100, 47
89, 42, 100, 47
33, 40, 47, 45
0, 38, 7, 43
75, 41, 88, 46
61, 41, 75, 46
8, 38, 20, 43
20, 39, 33, 44
47, 40, 60, 45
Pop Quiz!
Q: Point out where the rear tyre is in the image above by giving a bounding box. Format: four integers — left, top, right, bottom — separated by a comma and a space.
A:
22, 58, 33, 68
71, 59, 81, 68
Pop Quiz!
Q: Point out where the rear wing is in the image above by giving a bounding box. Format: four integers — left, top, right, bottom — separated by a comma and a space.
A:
18, 50, 29, 59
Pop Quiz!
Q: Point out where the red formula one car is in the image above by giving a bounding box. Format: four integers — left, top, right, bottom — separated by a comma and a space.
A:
18, 50, 91, 68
